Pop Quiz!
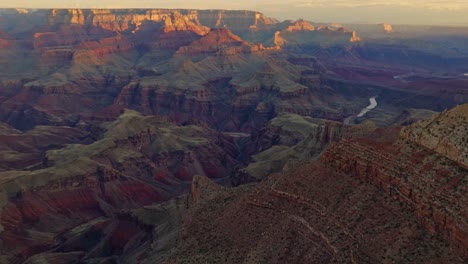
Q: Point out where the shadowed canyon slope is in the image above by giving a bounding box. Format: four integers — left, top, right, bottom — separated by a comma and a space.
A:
165, 105, 467, 263
0, 8, 467, 263
0, 110, 240, 263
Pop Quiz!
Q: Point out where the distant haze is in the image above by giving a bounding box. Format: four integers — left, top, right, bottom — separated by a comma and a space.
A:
2, 0, 468, 26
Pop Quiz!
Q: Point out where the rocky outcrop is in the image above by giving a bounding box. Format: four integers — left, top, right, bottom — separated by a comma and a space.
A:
32, 25, 110, 49
44, 9, 279, 37
400, 104, 468, 168
272, 20, 362, 49
285, 19, 315, 32
349, 31, 362, 42
382, 23, 395, 33
176, 28, 264, 57
161, 107, 467, 263
195, 10, 278, 35
242, 114, 378, 179
322, 112, 468, 258
47, 9, 209, 35
164, 149, 463, 263
2, 8, 277, 34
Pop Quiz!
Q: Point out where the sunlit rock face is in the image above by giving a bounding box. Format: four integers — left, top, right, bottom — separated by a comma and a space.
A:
382, 23, 395, 33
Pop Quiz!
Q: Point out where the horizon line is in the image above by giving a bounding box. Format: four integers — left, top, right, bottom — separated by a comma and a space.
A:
1, 7, 467, 27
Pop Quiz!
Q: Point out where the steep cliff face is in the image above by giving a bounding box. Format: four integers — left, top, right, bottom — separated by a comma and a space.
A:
271, 20, 362, 49
44, 9, 278, 37
242, 116, 342, 180
30, 10, 213, 65
322, 107, 468, 258
323, 142, 467, 258
400, 104, 468, 168
195, 10, 278, 35
349, 31, 362, 42
1, 8, 278, 43
162, 106, 467, 263
46, 9, 209, 35
32, 25, 111, 49
242, 114, 377, 179
284, 19, 315, 32
164, 163, 462, 263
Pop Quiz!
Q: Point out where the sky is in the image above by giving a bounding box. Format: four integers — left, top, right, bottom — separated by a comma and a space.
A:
1, 0, 468, 25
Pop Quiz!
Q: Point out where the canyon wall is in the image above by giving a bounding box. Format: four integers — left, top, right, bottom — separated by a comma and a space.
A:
322, 106, 468, 257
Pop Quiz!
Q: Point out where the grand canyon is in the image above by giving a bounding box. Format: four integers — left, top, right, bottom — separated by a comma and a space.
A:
0, 8, 467, 264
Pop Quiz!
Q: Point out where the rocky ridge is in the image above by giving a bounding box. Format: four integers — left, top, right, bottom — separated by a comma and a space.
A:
400, 104, 468, 168
163, 104, 468, 263
273, 20, 362, 48
314, 105, 468, 258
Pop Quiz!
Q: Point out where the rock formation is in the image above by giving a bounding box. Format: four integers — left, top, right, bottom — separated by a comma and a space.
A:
382, 23, 395, 33
400, 104, 468, 168
349, 31, 362, 42
270, 20, 362, 48
163, 104, 468, 263
242, 114, 377, 179
176, 28, 264, 56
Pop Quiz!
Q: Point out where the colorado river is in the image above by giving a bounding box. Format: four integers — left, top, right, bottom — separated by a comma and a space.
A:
357, 97, 378, 117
